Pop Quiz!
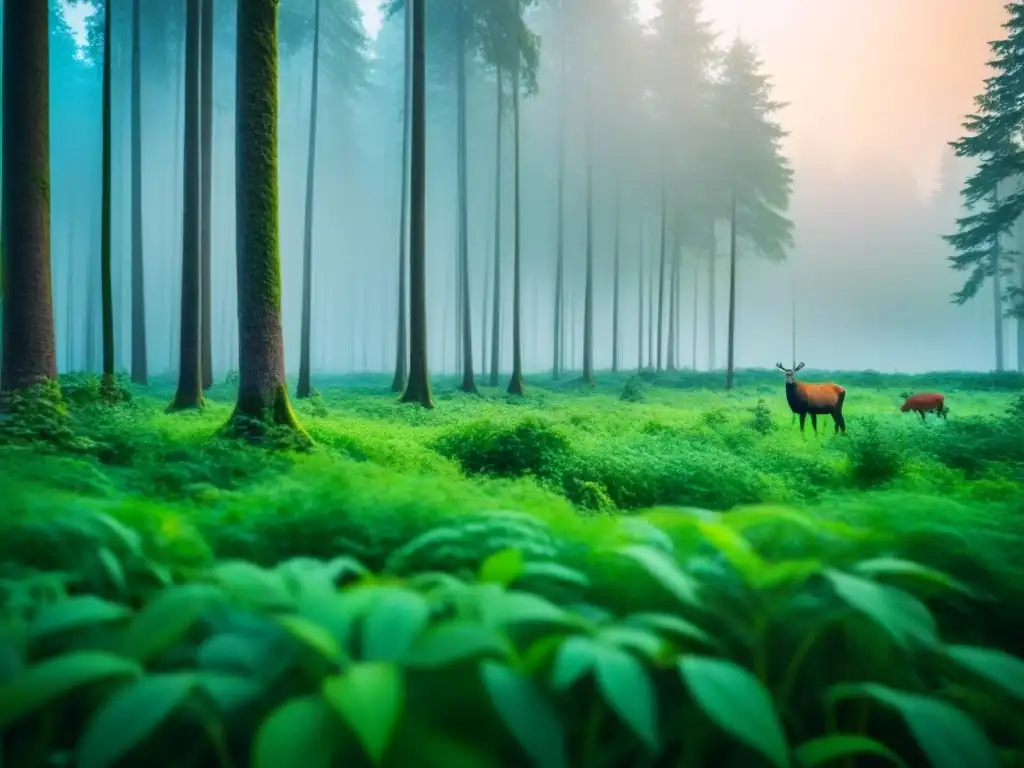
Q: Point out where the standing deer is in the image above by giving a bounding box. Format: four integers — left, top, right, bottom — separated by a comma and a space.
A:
776, 362, 847, 435
899, 392, 948, 421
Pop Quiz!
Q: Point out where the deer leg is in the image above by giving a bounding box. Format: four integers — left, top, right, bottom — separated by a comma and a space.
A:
919, 410, 926, 422
833, 410, 846, 434
810, 413, 819, 434
799, 413, 807, 433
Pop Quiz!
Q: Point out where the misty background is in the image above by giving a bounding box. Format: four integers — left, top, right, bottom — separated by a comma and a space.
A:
53, 0, 1008, 378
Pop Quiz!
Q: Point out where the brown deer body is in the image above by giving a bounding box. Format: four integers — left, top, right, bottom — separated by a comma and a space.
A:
776, 362, 847, 435
900, 392, 947, 421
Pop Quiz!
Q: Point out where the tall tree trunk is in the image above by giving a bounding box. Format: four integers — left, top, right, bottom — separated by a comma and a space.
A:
456, 0, 476, 394
655, 177, 667, 371
581, 86, 594, 386
100, 0, 115, 391
707, 223, 716, 370
691, 265, 698, 369
637, 225, 644, 370
391, 0, 411, 393
227, 0, 307, 430
400, 0, 433, 408
725, 186, 738, 389
481, 241, 490, 375
667, 240, 677, 370
296, 0, 322, 399
992, 188, 1005, 372
130, 0, 148, 384
506, 47, 525, 396
647, 244, 654, 367
489, 66, 503, 386
552, 31, 566, 381
171, 0, 204, 410
611, 180, 620, 373
87, 214, 99, 371
1016, 211, 1024, 372
200, 0, 214, 388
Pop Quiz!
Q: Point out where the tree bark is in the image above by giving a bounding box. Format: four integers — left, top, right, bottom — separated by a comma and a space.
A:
200, 0, 214, 389
391, 0, 411, 393
637, 225, 644, 370
1, 1, 58, 405
611, 178, 620, 373
552, 33, 566, 381
456, 0, 476, 394
707, 224, 716, 371
506, 46, 525, 396
400, 0, 433, 408
296, 0, 322, 399
581, 83, 594, 386
171, 0, 204, 410
130, 0, 148, 384
655, 177, 667, 371
227, 0, 306, 430
100, 0, 115, 391
489, 65, 503, 387
725, 185, 738, 389
992, 187, 1005, 372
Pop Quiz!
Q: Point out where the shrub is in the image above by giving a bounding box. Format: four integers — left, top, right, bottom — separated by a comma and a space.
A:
430, 417, 572, 482
620, 376, 647, 402
747, 398, 776, 435
848, 417, 903, 488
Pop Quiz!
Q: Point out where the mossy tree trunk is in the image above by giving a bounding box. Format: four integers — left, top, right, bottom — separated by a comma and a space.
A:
391, 0, 411, 394
400, 0, 433, 408
296, 0, 322, 400
171, 0, 204, 411
506, 41, 525, 397
228, 0, 307, 431
1, 0, 58, 407
200, 0, 214, 390
130, 0, 148, 385
101, 0, 115, 393
488, 65, 503, 387
456, 0, 476, 395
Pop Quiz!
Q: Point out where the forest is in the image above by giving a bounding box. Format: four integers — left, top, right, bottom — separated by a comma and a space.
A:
1, 0, 1024, 766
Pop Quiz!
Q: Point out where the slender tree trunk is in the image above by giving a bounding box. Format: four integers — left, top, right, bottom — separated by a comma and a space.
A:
200, 0, 214, 388
296, 0, 321, 399
4, 0, 59, 406
130, 0, 148, 384
667, 231, 681, 371
87, 214, 99, 370
506, 49, 525, 396
691, 265, 698, 370
637, 226, 644, 370
99, 0, 115, 392
581, 85, 594, 386
611, 180, 620, 373
1016, 214, 1024, 372
400, 0, 433, 407
489, 66, 503, 386
552, 36, 566, 381
391, 0, 411, 393
227, 0, 307, 430
171, 0, 204, 410
655, 177, 667, 371
725, 186, 738, 389
456, 0, 476, 394
647, 245, 654, 366
707, 224, 716, 370
992, 188, 1005, 372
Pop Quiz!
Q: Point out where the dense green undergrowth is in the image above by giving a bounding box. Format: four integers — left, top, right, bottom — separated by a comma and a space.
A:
1, 369, 1023, 766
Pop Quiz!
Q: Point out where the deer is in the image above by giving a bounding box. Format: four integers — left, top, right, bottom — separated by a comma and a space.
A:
899, 392, 948, 421
776, 362, 847, 435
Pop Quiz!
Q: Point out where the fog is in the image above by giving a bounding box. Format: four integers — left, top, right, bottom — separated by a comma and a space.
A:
49, 0, 1019, 381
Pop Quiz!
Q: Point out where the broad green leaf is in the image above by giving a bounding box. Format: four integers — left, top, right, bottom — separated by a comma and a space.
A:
0, 651, 142, 730
695, 520, 766, 577
944, 644, 1024, 701
597, 625, 665, 661
77, 673, 197, 768
210, 561, 294, 610
27, 596, 131, 643
361, 588, 430, 661
616, 545, 701, 606
624, 612, 717, 649
518, 561, 589, 588
480, 590, 575, 629
824, 570, 939, 649
121, 584, 223, 663
323, 662, 404, 765
479, 549, 525, 586
751, 559, 822, 590
97, 547, 127, 595
404, 620, 512, 669
196, 633, 263, 675
680, 655, 790, 768
851, 557, 974, 596
198, 672, 262, 711
325, 556, 371, 584
594, 644, 659, 749
278, 615, 345, 664
829, 684, 999, 768
551, 636, 598, 690
253, 696, 337, 768
480, 661, 567, 768
794, 734, 906, 767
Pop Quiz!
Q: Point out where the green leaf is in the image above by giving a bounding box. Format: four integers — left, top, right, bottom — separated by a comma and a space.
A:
616, 545, 701, 606
97, 547, 127, 595
323, 662, 404, 765
794, 734, 906, 767
77, 673, 197, 768
210, 561, 294, 611
480, 661, 567, 768
750, 559, 822, 590
480, 590, 575, 629
278, 615, 345, 664
196, 633, 264, 675
0, 651, 142, 730
623, 612, 717, 649
551, 635, 598, 690
593, 644, 659, 749
253, 696, 338, 768
824, 570, 939, 649
198, 672, 262, 711
27, 596, 131, 643
851, 557, 975, 596
518, 561, 589, 588
121, 584, 223, 663
695, 520, 766, 577
944, 644, 1024, 701
361, 588, 430, 661
596, 625, 665, 661
404, 620, 512, 669
679, 655, 790, 768
479, 548, 525, 586
828, 684, 999, 768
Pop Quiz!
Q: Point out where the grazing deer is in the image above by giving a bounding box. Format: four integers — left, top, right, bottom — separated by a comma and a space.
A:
899, 392, 948, 421
776, 362, 847, 435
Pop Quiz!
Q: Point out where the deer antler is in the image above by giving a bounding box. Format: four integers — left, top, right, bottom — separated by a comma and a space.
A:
794, 362, 805, 371
776, 362, 787, 371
